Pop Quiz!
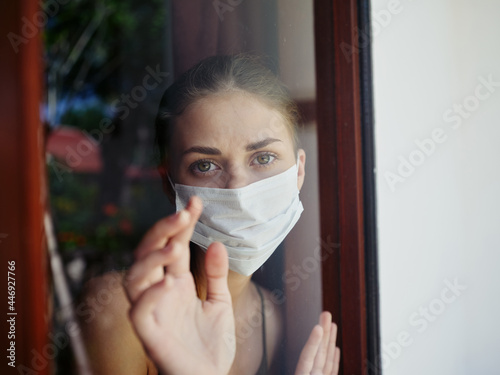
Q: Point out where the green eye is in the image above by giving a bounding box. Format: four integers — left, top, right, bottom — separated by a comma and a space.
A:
197, 161, 212, 172
190, 159, 219, 176
256, 154, 271, 164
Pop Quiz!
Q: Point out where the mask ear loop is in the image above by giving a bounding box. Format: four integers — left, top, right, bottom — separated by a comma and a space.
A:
295, 153, 302, 193
167, 174, 176, 190
166, 174, 181, 212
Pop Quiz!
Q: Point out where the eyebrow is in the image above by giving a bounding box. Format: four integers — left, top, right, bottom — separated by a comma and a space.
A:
245, 138, 282, 151
182, 146, 221, 156
181, 138, 282, 156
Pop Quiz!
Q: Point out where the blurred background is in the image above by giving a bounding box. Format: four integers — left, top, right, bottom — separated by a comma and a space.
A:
43, 1, 172, 371
44, 0, 171, 286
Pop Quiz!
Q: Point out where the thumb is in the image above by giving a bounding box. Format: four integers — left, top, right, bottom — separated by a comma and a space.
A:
204, 242, 231, 305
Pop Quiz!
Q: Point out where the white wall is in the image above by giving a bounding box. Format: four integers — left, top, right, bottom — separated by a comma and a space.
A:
373, 0, 500, 373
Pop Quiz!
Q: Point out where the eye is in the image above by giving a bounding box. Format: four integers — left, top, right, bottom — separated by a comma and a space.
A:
252, 153, 276, 166
190, 160, 219, 175
197, 161, 212, 172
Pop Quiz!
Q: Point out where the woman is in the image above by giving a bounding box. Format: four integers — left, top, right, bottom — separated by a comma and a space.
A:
81, 54, 340, 374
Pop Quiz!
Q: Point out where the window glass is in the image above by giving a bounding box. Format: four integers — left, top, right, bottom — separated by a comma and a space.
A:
44, 1, 322, 373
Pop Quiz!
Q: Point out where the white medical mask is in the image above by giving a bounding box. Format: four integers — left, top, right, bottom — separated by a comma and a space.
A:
172, 163, 304, 276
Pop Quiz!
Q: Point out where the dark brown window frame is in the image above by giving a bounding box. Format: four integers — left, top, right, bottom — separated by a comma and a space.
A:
314, 0, 380, 374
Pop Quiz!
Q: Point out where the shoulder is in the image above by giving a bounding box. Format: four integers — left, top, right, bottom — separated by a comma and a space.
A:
77, 271, 130, 332
78, 271, 158, 374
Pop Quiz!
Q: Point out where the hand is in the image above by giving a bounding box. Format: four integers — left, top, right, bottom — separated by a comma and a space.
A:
123, 196, 236, 375
294, 311, 341, 375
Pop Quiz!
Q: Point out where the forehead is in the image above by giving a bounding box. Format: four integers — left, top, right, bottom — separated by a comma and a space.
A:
171, 92, 293, 150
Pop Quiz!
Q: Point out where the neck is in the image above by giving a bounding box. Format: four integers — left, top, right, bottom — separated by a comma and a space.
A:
227, 269, 253, 308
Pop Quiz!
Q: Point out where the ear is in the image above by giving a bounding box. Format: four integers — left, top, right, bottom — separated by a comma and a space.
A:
157, 163, 176, 204
297, 148, 306, 191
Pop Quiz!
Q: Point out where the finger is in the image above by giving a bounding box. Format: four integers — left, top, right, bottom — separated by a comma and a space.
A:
332, 347, 341, 375
128, 275, 175, 339
312, 311, 332, 372
324, 322, 338, 374
167, 196, 203, 276
135, 209, 190, 260
294, 325, 323, 375
204, 242, 231, 305
172, 195, 203, 245
124, 244, 182, 303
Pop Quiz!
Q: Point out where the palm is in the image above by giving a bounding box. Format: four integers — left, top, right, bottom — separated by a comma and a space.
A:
295, 312, 341, 375
125, 197, 236, 375
142, 273, 235, 375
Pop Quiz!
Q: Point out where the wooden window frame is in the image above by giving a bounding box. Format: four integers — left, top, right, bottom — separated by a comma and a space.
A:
1, 1, 49, 374
314, 0, 380, 374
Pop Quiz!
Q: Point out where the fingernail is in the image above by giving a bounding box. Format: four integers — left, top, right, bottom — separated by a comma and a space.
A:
190, 195, 203, 210
177, 210, 189, 222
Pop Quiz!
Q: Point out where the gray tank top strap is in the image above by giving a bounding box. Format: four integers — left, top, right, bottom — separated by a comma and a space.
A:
254, 284, 268, 375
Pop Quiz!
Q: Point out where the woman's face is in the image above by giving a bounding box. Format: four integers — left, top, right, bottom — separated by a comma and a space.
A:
168, 91, 306, 190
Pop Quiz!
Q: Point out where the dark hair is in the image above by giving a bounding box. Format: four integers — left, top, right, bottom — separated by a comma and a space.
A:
154, 54, 300, 165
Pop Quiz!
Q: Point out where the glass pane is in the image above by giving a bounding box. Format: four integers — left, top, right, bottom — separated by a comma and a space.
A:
44, 0, 326, 373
